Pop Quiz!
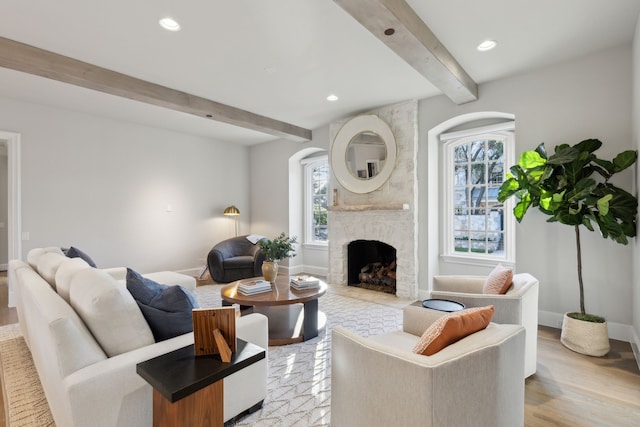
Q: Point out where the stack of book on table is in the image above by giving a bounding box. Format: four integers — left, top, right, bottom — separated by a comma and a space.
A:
238, 280, 272, 295
290, 275, 320, 290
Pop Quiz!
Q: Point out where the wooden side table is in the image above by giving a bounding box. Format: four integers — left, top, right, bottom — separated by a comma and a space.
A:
136, 339, 265, 427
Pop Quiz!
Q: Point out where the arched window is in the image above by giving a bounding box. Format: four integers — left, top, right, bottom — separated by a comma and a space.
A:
302, 155, 328, 245
440, 122, 515, 265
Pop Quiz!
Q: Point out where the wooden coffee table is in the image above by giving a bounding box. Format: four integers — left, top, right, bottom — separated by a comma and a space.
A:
221, 275, 327, 345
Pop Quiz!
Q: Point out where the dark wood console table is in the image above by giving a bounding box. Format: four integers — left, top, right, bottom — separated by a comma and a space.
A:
136, 339, 265, 427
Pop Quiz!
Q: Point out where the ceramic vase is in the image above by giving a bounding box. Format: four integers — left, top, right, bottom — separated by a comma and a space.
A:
560, 313, 610, 357
262, 261, 278, 283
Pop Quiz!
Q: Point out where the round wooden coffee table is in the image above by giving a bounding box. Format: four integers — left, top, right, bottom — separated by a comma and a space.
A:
221, 275, 327, 345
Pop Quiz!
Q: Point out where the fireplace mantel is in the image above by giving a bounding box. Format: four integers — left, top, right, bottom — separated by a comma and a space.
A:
328, 203, 409, 212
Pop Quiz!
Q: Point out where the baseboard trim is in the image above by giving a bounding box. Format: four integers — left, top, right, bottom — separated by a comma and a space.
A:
539, 310, 632, 342
288, 265, 327, 277
631, 328, 640, 372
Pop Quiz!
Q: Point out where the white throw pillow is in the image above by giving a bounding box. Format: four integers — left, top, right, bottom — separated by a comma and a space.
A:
69, 268, 155, 357
55, 258, 91, 303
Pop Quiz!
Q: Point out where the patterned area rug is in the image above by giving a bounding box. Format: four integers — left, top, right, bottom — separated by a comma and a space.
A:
0, 324, 55, 427
0, 285, 404, 426
197, 286, 405, 427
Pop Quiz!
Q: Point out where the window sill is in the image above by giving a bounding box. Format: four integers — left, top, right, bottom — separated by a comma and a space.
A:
302, 243, 328, 250
441, 254, 515, 268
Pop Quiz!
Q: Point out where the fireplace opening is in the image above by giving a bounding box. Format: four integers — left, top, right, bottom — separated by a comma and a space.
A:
347, 240, 397, 294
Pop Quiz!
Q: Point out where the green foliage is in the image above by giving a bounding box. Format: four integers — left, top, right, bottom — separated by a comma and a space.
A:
498, 139, 638, 317
314, 210, 327, 226
258, 232, 298, 261
498, 140, 637, 245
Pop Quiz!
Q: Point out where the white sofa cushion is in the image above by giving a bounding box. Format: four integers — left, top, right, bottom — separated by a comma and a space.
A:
69, 268, 155, 357
55, 258, 92, 303
28, 246, 64, 269
36, 252, 68, 289
16, 266, 107, 377
141, 271, 196, 291
105, 267, 197, 291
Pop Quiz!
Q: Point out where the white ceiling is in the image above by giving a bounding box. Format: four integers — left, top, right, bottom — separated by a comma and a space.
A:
0, 0, 639, 145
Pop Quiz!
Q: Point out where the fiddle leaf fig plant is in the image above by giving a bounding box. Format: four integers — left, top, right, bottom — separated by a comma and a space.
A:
498, 139, 638, 321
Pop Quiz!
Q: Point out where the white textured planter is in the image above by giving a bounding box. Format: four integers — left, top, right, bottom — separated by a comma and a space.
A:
560, 313, 610, 357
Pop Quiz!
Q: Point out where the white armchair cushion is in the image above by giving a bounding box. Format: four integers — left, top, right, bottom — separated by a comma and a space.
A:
69, 268, 155, 357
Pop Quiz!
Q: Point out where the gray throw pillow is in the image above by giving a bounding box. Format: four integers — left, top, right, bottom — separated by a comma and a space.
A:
126, 268, 198, 341
63, 246, 98, 268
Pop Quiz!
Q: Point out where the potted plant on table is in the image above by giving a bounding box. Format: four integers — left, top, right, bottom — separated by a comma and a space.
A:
498, 139, 637, 356
258, 232, 298, 283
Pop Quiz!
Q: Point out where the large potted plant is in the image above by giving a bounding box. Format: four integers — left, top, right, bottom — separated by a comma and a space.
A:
498, 139, 637, 356
258, 232, 298, 283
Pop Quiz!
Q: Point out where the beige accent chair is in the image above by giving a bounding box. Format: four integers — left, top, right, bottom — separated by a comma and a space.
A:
430, 272, 539, 377
331, 305, 525, 427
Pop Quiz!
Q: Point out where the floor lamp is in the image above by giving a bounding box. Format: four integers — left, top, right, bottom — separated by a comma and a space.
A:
224, 205, 240, 237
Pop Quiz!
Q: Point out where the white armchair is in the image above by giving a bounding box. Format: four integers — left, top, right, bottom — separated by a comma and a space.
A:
331, 305, 525, 427
430, 273, 539, 377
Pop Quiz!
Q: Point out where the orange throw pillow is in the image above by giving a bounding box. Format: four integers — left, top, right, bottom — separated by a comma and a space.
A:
412, 305, 495, 356
483, 264, 513, 294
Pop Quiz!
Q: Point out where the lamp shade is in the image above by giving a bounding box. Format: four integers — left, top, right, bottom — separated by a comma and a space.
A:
223, 205, 240, 216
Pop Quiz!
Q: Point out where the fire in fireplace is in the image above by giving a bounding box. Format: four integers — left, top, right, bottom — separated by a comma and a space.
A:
347, 240, 397, 294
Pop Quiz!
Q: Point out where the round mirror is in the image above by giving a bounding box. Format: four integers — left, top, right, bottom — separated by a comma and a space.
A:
346, 131, 386, 179
331, 115, 397, 194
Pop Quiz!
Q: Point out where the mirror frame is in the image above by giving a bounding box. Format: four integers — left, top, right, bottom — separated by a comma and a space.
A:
331, 115, 397, 194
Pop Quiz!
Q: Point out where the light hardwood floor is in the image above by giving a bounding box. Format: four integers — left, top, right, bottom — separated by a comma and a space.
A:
0, 271, 638, 426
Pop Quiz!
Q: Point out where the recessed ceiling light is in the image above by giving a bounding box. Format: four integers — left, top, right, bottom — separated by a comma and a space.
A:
159, 17, 181, 32
326, 94, 339, 102
477, 40, 497, 52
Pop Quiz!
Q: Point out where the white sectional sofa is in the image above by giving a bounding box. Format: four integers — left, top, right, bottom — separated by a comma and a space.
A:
9, 247, 268, 427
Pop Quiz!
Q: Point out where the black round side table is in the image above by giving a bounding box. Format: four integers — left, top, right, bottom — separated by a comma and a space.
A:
421, 298, 465, 312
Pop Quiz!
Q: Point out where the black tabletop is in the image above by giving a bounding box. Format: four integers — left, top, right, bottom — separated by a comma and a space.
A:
136, 339, 265, 403
422, 298, 465, 312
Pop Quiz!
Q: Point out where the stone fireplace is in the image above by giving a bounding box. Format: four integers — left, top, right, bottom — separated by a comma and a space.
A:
327, 100, 418, 299
348, 239, 397, 294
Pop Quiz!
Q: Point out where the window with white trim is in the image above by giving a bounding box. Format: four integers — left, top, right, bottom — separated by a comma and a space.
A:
303, 156, 328, 245
441, 123, 515, 265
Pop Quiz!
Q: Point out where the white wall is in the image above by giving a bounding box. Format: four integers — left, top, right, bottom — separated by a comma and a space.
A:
419, 44, 634, 337
632, 12, 640, 361
0, 97, 250, 274
249, 124, 330, 273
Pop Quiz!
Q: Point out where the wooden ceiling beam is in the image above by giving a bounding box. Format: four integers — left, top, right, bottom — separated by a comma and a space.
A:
334, 0, 478, 104
0, 37, 312, 142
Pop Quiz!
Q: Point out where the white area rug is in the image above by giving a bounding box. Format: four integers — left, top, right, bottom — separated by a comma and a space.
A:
194, 285, 404, 426
0, 285, 405, 426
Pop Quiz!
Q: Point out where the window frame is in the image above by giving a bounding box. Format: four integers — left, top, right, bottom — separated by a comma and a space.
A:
302, 155, 329, 247
440, 122, 516, 267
